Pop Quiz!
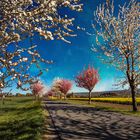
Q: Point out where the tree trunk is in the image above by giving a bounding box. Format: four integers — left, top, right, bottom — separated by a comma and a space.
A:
2, 95, 5, 105
72, 92, 74, 98
88, 91, 92, 104
2, 97, 4, 105
35, 95, 37, 100
60, 94, 62, 99
130, 85, 137, 112
64, 95, 66, 100
37, 95, 40, 101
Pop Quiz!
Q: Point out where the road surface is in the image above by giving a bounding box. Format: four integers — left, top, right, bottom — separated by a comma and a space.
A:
44, 100, 140, 140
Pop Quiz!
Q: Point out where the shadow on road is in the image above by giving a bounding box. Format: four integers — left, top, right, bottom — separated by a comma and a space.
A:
45, 100, 140, 140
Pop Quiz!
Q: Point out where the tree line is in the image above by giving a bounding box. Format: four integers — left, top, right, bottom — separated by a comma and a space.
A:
0, 0, 139, 111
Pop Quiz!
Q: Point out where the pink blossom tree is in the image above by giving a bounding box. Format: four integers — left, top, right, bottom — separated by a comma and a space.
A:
31, 81, 44, 100
75, 66, 99, 104
58, 79, 72, 99
47, 89, 54, 99
52, 78, 72, 99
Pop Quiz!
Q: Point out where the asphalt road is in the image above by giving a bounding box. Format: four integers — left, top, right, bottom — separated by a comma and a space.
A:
44, 100, 140, 140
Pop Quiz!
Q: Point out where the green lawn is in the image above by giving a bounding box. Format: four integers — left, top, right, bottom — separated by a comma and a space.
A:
0, 96, 44, 140
56, 99, 140, 116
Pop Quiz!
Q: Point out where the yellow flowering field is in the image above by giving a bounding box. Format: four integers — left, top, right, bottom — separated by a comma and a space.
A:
69, 98, 140, 105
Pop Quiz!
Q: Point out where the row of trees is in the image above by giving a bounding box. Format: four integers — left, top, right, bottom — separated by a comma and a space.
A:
0, 0, 83, 101
48, 78, 72, 99
0, 0, 139, 111
44, 66, 99, 104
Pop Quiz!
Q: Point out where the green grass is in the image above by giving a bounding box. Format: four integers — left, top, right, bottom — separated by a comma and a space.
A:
0, 96, 44, 140
57, 99, 140, 116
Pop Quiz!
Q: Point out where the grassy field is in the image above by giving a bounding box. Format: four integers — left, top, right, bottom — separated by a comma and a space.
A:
1, 96, 140, 140
0, 96, 44, 140
54, 99, 140, 116
68, 97, 140, 105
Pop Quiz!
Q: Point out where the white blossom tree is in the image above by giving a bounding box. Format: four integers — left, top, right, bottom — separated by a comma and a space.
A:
0, 70, 13, 104
93, 0, 140, 111
51, 78, 63, 99
0, 0, 83, 93
0, 0, 83, 46
0, 43, 51, 91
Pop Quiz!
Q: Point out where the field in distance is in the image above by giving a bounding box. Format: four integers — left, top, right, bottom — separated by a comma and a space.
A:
68, 97, 140, 105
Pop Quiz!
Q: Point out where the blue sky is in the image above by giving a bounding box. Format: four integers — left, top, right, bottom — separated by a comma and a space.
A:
11, 0, 132, 93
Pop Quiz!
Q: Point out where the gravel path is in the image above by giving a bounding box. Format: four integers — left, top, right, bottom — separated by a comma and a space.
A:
44, 100, 140, 140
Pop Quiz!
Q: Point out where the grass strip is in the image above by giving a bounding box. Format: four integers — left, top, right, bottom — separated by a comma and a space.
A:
0, 96, 44, 140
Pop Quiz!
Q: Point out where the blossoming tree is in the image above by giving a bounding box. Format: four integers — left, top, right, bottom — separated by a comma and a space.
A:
52, 78, 63, 99
0, 0, 83, 46
93, 0, 140, 111
0, 70, 12, 104
52, 78, 72, 99
0, 44, 51, 92
75, 66, 99, 104
0, 0, 83, 93
46, 89, 55, 99
58, 79, 72, 99
31, 80, 44, 100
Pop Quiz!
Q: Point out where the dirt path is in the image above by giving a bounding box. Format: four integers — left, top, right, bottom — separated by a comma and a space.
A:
44, 100, 140, 140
